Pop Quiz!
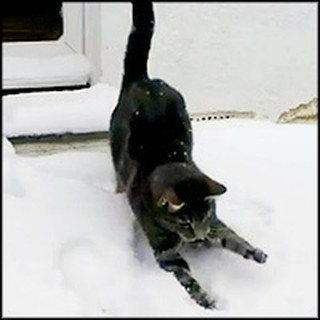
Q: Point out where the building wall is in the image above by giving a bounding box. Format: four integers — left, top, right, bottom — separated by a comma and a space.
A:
100, 2, 317, 121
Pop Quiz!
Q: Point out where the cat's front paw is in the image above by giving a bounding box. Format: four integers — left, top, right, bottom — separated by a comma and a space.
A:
253, 248, 268, 263
244, 248, 268, 264
194, 292, 217, 310
185, 281, 217, 310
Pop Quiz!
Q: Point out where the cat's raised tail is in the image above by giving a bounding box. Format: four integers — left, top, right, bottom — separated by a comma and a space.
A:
122, 1, 155, 87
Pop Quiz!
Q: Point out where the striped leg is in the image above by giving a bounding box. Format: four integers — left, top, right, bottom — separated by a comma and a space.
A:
207, 219, 267, 263
156, 250, 216, 309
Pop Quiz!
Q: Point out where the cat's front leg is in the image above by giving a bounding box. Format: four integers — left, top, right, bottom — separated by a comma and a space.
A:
155, 248, 216, 309
207, 219, 268, 264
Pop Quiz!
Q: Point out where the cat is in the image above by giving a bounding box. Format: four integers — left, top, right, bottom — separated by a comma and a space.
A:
109, 0, 268, 310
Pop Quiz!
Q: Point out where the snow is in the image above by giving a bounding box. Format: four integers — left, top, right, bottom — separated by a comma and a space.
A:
3, 119, 317, 317
3, 83, 118, 137
3, 41, 92, 89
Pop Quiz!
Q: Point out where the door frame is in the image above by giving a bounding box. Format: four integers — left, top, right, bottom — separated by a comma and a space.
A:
61, 2, 102, 84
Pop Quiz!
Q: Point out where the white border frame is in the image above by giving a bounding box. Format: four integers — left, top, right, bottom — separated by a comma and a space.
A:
61, 2, 102, 84
61, 3, 84, 53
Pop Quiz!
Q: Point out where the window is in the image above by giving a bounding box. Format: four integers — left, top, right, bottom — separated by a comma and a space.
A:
2, 1, 63, 42
2, 2, 101, 93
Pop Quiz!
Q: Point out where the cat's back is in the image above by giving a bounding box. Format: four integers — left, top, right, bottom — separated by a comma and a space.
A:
128, 78, 191, 148
111, 78, 193, 173
112, 77, 190, 145
118, 78, 186, 120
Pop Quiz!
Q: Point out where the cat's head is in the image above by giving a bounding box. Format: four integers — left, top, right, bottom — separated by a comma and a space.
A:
150, 163, 227, 242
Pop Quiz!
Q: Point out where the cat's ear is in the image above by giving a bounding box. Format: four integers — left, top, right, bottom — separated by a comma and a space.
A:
157, 187, 185, 213
203, 175, 227, 196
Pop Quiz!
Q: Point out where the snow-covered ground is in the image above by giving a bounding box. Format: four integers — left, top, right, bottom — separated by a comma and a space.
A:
3, 118, 317, 317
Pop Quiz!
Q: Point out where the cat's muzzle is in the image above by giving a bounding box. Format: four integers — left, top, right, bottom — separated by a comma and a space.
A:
181, 223, 211, 242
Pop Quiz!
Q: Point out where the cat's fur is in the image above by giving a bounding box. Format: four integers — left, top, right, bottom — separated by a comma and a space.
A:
110, 1, 267, 309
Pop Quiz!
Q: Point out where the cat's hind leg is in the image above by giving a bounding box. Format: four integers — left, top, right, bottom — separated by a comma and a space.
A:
207, 219, 268, 263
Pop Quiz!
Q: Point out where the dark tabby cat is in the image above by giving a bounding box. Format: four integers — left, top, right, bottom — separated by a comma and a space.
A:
110, 1, 267, 309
